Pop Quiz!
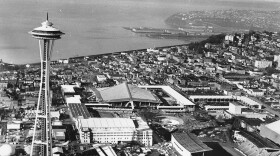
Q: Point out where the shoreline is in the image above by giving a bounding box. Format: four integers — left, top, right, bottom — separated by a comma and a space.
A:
6, 30, 212, 66
24, 43, 193, 66
5, 33, 211, 67
0, 42, 193, 68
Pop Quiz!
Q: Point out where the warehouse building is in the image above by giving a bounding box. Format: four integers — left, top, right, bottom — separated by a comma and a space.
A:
171, 132, 212, 156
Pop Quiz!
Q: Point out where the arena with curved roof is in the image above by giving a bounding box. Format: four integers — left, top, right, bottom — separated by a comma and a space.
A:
95, 82, 162, 109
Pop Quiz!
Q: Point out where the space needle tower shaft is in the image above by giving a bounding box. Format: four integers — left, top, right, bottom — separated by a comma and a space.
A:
29, 14, 64, 156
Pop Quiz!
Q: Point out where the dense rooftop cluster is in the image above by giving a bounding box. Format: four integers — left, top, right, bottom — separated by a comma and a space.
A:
2, 30, 280, 155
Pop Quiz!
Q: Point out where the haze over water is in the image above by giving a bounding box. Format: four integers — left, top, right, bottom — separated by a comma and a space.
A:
1, 0, 280, 64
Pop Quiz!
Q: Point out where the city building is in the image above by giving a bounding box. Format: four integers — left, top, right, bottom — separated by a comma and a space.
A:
96, 75, 107, 82
171, 132, 212, 156
189, 95, 235, 103
254, 60, 272, 69
66, 95, 91, 119
76, 117, 153, 146
228, 102, 247, 114
61, 85, 78, 97
7, 122, 20, 130
247, 89, 265, 97
204, 105, 230, 112
139, 85, 195, 111
235, 96, 262, 109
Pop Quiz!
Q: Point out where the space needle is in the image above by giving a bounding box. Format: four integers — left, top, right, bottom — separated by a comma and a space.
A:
29, 14, 64, 156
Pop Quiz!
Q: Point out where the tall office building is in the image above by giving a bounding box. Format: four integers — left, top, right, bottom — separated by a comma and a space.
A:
29, 14, 64, 156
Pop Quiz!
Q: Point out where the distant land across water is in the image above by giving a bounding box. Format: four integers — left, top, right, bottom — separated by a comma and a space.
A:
1, 0, 280, 64
166, 10, 280, 33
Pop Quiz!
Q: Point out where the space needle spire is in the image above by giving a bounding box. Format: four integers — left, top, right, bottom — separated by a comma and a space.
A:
29, 14, 64, 156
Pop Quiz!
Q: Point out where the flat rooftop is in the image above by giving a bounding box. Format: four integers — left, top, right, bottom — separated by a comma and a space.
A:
66, 95, 81, 104
189, 95, 233, 99
68, 103, 91, 119
61, 85, 77, 93
79, 118, 135, 129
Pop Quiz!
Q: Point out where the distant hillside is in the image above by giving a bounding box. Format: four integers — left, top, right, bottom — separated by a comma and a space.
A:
165, 10, 280, 33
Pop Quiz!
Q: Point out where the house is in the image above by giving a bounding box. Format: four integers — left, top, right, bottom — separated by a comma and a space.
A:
248, 89, 265, 97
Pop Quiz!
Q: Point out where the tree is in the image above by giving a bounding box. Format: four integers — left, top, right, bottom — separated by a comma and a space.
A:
272, 61, 278, 68
264, 66, 279, 76
248, 30, 256, 36
7, 83, 13, 88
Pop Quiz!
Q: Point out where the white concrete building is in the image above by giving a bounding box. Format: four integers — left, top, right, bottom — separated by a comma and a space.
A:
204, 105, 229, 111
254, 60, 272, 69
227, 102, 268, 119
61, 85, 77, 96
7, 123, 20, 130
65, 95, 81, 104
189, 95, 234, 102
96, 75, 107, 82
247, 89, 265, 97
235, 96, 262, 109
228, 102, 247, 114
77, 117, 153, 146
225, 34, 234, 42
